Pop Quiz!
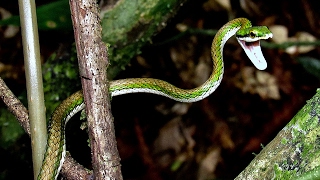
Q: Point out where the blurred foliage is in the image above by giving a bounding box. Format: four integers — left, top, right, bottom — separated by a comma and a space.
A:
0, 108, 24, 148
0, 0, 72, 30
296, 56, 320, 80
42, 45, 81, 119
101, 0, 186, 78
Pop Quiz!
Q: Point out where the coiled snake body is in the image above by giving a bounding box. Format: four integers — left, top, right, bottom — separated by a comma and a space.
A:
38, 18, 272, 179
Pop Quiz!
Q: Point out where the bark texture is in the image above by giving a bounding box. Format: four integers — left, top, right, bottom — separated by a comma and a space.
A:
236, 89, 320, 179
70, 0, 122, 179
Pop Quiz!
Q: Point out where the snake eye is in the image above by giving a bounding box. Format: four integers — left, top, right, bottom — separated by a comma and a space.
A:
250, 31, 256, 38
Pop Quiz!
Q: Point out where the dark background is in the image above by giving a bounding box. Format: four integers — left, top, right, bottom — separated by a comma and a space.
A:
1, 0, 320, 179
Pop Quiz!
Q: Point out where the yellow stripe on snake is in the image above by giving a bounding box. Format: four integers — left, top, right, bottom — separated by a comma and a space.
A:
37, 18, 273, 179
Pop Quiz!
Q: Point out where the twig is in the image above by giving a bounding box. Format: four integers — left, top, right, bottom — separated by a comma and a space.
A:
261, 40, 320, 49
61, 153, 93, 180
153, 27, 320, 50
0, 77, 30, 134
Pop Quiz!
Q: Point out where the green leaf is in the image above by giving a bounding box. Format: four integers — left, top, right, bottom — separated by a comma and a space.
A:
0, 109, 24, 149
296, 56, 320, 79
0, 0, 72, 30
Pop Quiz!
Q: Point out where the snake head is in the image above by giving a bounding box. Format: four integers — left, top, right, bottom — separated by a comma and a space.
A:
236, 26, 273, 70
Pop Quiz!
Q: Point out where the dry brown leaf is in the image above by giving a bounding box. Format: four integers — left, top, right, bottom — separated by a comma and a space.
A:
192, 47, 212, 86
203, 0, 231, 12
0, 63, 20, 80
153, 118, 196, 168
256, 71, 280, 100
0, 8, 20, 38
234, 67, 280, 100
171, 103, 190, 116
214, 121, 235, 150
153, 117, 195, 154
286, 31, 316, 54
197, 148, 221, 180
136, 55, 151, 69
269, 25, 316, 54
239, 0, 264, 16
269, 25, 288, 44
176, 23, 188, 32
170, 43, 195, 82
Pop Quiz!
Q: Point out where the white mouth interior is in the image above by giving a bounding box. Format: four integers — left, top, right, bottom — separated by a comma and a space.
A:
237, 39, 267, 70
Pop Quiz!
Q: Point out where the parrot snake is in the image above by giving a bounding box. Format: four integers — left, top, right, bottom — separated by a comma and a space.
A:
37, 18, 273, 179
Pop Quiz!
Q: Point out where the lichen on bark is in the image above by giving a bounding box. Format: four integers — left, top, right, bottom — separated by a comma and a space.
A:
236, 89, 320, 179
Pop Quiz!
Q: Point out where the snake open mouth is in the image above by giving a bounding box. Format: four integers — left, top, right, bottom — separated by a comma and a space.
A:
237, 39, 267, 70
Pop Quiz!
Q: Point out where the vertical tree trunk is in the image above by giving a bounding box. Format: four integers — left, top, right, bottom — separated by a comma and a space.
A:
69, 0, 122, 179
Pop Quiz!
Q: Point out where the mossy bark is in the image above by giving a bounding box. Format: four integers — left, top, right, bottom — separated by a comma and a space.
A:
100, 0, 187, 78
236, 89, 320, 180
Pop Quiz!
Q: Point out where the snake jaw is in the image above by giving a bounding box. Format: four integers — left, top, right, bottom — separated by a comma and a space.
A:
237, 39, 267, 70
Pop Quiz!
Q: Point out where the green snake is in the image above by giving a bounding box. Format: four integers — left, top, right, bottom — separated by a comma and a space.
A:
37, 18, 272, 179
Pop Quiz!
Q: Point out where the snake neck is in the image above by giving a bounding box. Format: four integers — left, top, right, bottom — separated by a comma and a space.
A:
206, 18, 251, 99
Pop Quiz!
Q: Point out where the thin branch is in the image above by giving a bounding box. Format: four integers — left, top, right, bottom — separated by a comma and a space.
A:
152, 27, 320, 49
0, 77, 30, 134
61, 153, 92, 180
